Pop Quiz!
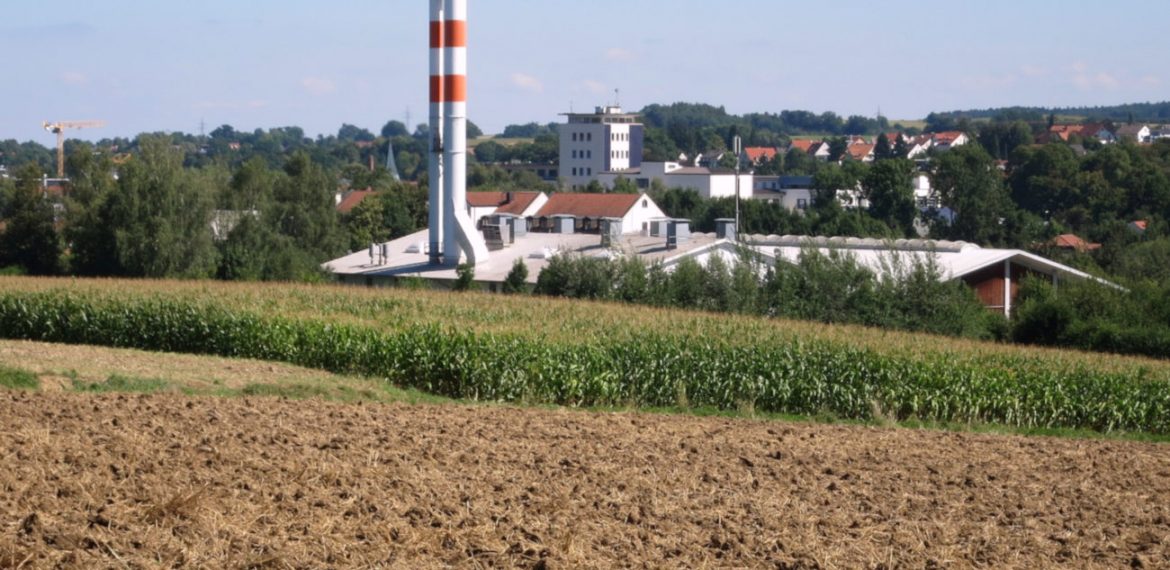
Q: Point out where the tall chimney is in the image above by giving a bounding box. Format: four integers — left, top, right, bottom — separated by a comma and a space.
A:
439, 0, 489, 266
427, 0, 445, 264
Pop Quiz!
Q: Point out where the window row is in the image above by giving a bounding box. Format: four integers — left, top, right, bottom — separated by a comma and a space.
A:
610, 132, 630, 142
570, 132, 593, 142
610, 150, 629, 159
570, 149, 593, 159
571, 167, 593, 177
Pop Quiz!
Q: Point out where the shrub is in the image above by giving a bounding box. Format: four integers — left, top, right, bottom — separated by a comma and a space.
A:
502, 258, 529, 294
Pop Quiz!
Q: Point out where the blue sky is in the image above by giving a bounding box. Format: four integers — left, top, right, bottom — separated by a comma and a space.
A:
4, 1, 1168, 143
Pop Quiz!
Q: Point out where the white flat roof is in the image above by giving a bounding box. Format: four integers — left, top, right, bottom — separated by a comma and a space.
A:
324, 229, 723, 284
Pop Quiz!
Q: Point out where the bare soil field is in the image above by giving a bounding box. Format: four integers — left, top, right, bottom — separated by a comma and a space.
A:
2, 392, 1169, 569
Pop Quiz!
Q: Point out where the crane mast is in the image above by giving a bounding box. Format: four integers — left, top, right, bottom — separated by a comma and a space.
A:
42, 120, 106, 177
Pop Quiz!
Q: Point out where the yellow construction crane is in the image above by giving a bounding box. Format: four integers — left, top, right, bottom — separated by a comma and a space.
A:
42, 120, 106, 177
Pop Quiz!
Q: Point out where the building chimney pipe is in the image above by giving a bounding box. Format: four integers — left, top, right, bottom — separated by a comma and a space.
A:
427, 0, 445, 264
439, 0, 488, 266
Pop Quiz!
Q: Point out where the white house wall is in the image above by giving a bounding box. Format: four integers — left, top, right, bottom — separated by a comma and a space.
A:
622, 195, 668, 234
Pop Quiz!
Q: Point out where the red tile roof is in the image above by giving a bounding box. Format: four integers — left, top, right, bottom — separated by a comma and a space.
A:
467, 191, 510, 208
336, 189, 377, 214
495, 192, 542, 216
744, 146, 778, 163
789, 140, 818, 153
467, 191, 543, 215
1050, 234, 1101, 252
535, 193, 641, 219
932, 131, 966, 145
846, 144, 875, 160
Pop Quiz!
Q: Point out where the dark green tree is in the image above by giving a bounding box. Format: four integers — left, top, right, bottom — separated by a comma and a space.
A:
1008, 144, 1079, 216
473, 140, 507, 163
102, 135, 217, 278
381, 120, 409, 138
930, 144, 1016, 245
873, 133, 894, 161
893, 136, 911, 159
863, 159, 916, 235
0, 163, 61, 274
270, 152, 346, 261
827, 137, 849, 162
63, 145, 119, 275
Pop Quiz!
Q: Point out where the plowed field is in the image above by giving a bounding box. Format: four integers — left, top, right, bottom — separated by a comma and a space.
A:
2, 392, 1168, 569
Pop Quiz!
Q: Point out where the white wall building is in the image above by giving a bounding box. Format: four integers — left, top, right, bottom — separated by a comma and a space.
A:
558, 106, 644, 189
596, 161, 752, 200
467, 191, 548, 227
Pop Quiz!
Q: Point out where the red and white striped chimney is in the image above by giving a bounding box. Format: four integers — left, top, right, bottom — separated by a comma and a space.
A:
434, 0, 488, 267
427, 0, 445, 264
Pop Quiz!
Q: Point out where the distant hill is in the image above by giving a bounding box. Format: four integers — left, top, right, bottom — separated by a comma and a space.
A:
931, 102, 1170, 123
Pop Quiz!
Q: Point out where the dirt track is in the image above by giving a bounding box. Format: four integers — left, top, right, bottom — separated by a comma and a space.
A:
2, 392, 1168, 569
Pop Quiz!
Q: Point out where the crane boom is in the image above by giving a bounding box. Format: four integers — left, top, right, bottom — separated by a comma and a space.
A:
42, 120, 107, 177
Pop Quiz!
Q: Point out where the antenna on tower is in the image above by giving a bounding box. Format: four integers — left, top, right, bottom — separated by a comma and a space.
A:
615, 88, 621, 107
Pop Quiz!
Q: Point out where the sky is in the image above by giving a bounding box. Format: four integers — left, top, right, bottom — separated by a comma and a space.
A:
4, 0, 1169, 144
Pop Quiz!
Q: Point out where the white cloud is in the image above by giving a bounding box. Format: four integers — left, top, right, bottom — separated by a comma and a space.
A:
510, 72, 544, 93
582, 80, 607, 95
60, 71, 87, 86
1141, 74, 1161, 86
604, 47, 634, 62
300, 76, 337, 96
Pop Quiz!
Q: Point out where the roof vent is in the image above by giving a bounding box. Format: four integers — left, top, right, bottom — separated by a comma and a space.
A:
601, 217, 623, 247
552, 214, 575, 234
666, 219, 691, 250
715, 218, 737, 241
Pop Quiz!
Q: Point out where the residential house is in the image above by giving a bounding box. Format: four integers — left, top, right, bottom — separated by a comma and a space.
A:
750, 175, 814, 212
742, 146, 779, 167
931, 131, 969, 151
788, 139, 818, 155
808, 141, 832, 161
905, 135, 933, 158
845, 143, 875, 163
1082, 123, 1117, 144
1115, 124, 1151, 144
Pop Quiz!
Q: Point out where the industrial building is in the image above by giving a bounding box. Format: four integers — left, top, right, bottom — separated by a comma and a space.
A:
558, 106, 644, 189
596, 162, 753, 200
325, 1, 1112, 312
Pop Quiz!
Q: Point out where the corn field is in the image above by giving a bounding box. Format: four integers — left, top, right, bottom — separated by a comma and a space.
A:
1, 277, 1169, 433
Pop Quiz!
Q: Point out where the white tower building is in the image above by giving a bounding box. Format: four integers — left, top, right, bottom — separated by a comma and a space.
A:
558, 106, 644, 189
